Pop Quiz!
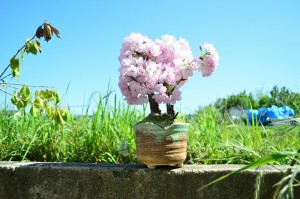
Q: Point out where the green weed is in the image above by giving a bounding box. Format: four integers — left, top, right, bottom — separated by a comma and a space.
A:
0, 92, 299, 166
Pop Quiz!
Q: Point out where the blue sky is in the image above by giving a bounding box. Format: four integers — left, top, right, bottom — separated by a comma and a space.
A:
1, 1, 299, 114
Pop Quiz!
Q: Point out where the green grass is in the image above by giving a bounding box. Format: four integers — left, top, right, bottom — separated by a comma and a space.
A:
186, 106, 300, 165
0, 92, 145, 163
0, 92, 299, 165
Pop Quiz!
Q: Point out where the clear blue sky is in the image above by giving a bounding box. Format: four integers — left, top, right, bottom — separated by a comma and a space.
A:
1, 1, 299, 114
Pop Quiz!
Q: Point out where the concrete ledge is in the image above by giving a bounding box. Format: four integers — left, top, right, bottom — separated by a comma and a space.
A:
0, 161, 299, 199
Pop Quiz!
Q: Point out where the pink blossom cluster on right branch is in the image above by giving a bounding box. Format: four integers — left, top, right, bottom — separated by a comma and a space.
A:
197, 43, 220, 77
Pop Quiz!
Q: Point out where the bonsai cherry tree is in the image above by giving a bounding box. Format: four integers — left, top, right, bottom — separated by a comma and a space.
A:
118, 33, 219, 122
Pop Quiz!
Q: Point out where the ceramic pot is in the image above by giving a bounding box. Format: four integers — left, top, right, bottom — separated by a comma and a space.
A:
133, 122, 189, 169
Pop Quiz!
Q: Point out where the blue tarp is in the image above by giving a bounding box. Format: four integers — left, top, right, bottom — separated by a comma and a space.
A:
247, 105, 294, 126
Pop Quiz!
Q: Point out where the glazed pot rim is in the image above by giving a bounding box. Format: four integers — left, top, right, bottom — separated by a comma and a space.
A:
134, 121, 190, 129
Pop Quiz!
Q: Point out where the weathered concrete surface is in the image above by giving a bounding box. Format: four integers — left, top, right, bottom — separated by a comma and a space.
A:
0, 162, 299, 199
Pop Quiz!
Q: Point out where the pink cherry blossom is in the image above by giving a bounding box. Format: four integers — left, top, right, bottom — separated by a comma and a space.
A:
118, 33, 219, 108
200, 43, 220, 77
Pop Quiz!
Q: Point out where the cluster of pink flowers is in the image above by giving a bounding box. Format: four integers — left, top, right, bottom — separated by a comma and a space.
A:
118, 33, 219, 106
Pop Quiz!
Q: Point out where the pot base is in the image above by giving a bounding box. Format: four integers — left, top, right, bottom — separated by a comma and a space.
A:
146, 163, 183, 169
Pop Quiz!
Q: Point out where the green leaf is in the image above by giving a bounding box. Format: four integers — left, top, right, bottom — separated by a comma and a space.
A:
45, 105, 54, 117
44, 89, 51, 99
13, 67, 20, 78
29, 42, 38, 55
34, 90, 39, 98
16, 100, 25, 110
10, 57, 19, 69
53, 91, 61, 104
24, 40, 42, 55
11, 93, 18, 105
10, 57, 20, 78
24, 96, 31, 106
39, 90, 46, 99
57, 109, 66, 125
61, 109, 71, 121
35, 40, 42, 52
30, 106, 38, 117
34, 97, 44, 108
20, 85, 30, 98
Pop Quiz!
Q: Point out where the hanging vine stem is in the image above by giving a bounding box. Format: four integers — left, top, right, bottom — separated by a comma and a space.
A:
0, 82, 54, 89
0, 33, 37, 82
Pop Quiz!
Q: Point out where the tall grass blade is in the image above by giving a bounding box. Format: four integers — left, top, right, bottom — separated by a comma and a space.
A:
273, 148, 300, 199
254, 171, 263, 199
22, 132, 38, 161
197, 151, 299, 191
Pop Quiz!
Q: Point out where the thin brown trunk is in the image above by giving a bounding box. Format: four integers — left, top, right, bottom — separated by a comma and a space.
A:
167, 104, 175, 117
148, 94, 161, 114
